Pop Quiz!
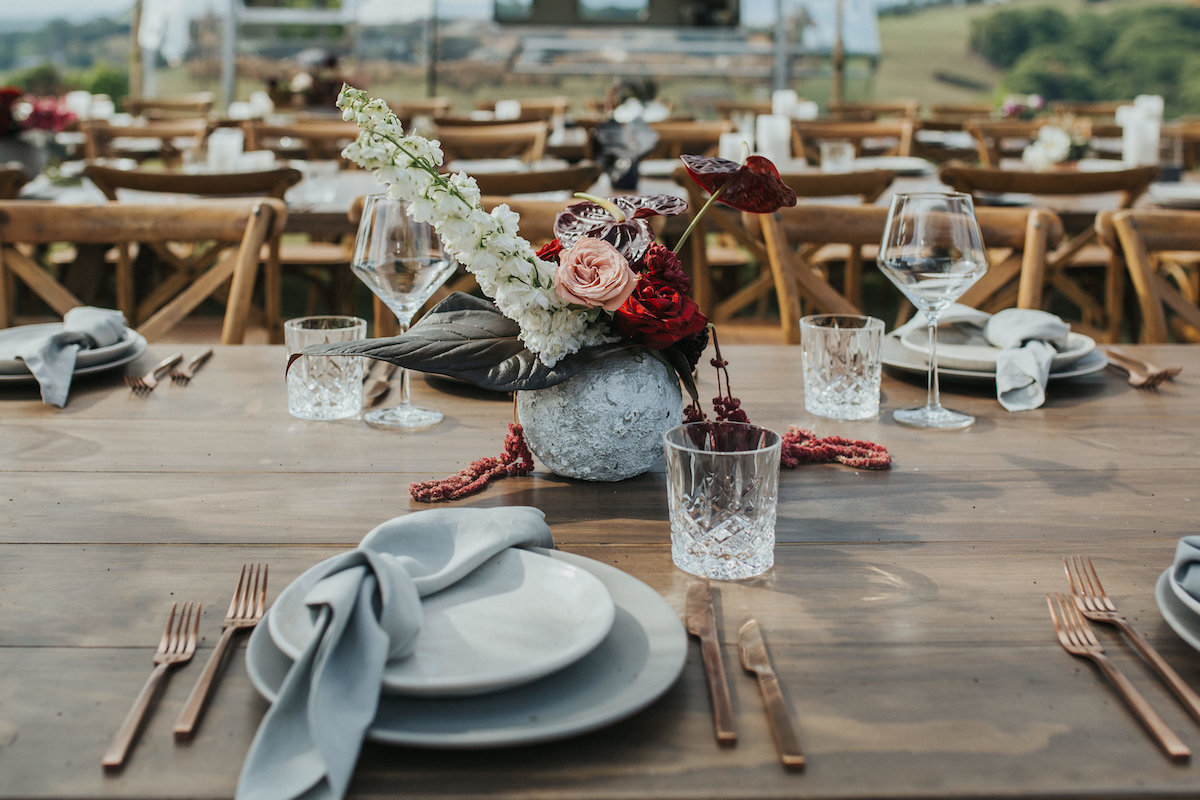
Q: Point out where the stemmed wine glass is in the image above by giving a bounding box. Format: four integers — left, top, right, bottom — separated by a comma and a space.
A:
877, 192, 988, 430
352, 194, 458, 430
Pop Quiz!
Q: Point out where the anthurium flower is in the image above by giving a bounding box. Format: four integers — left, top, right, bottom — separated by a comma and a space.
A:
680, 154, 798, 213
554, 193, 687, 262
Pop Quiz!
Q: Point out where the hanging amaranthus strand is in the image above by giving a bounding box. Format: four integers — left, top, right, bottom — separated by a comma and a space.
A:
780, 427, 891, 470
409, 423, 535, 502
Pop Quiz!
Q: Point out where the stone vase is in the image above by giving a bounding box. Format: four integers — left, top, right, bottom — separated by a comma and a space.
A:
516, 348, 682, 482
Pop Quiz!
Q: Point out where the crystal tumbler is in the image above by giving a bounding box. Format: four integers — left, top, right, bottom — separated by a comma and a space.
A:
285, 315, 366, 420
664, 422, 782, 581
800, 314, 884, 420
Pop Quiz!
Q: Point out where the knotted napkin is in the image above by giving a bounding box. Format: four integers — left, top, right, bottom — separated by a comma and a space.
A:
1170, 536, 1200, 616
236, 506, 554, 800
0, 306, 126, 407
893, 304, 1070, 412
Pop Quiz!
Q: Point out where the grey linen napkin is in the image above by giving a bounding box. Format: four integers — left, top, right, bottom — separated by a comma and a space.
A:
0, 306, 126, 407
1170, 536, 1200, 615
236, 506, 555, 800
983, 308, 1070, 412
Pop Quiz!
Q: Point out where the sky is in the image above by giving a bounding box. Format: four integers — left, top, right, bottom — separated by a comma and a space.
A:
0, 0, 815, 26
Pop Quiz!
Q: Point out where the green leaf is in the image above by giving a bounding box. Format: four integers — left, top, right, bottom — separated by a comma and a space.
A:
294, 293, 638, 392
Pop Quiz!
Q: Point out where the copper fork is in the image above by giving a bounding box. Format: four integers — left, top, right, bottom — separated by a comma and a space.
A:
1046, 593, 1189, 762
102, 601, 201, 769
169, 348, 213, 386
125, 353, 183, 396
1065, 555, 1200, 723
1104, 347, 1182, 390
173, 564, 268, 739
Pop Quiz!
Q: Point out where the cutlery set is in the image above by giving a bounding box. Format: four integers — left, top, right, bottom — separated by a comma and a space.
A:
102, 564, 268, 769
1103, 346, 1183, 390
686, 581, 805, 770
126, 349, 212, 395
1048, 555, 1197, 761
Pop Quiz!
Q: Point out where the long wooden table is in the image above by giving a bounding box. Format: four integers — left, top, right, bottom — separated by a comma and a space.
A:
3, 343, 1199, 799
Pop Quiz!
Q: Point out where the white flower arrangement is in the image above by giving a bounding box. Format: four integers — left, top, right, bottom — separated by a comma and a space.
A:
1021, 119, 1090, 170
336, 85, 606, 366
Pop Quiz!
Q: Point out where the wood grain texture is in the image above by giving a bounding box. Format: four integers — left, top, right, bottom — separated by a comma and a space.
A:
2, 344, 1200, 799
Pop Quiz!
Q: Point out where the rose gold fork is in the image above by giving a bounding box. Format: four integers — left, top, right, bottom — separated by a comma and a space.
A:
1103, 347, 1182, 390
1065, 555, 1200, 723
168, 348, 213, 386
1046, 593, 1189, 762
172, 564, 268, 739
125, 353, 183, 396
102, 601, 201, 769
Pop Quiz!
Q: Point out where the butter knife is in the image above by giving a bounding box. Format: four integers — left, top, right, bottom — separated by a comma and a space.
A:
738, 619, 805, 769
685, 582, 736, 744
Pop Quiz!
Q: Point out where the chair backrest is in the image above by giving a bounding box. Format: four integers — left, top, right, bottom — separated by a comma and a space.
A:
790, 119, 916, 163
83, 164, 302, 201
962, 119, 1047, 166
81, 119, 211, 167
124, 92, 215, 120
468, 163, 601, 197
828, 100, 919, 121
1096, 209, 1200, 342
435, 121, 550, 163
391, 97, 453, 121
0, 166, 28, 199
753, 203, 1062, 342
475, 96, 570, 121
647, 120, 736, 159
778, 168, 897, 204
242, 119, 360, 162
938, 162, 1159, 209
0, 199, 286, 343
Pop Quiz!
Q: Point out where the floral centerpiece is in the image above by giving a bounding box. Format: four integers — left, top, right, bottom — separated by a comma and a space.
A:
0, 87, 75, 177
1000, 93, 1045, 120
1021, 115, 1091, 169
304, 85, 888, 498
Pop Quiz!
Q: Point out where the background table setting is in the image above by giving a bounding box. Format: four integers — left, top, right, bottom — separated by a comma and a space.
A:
3, 338, 1200, 799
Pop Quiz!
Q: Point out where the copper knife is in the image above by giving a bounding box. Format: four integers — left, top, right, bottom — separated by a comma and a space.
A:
685, 581, 737, 744
738, 619, 805, 769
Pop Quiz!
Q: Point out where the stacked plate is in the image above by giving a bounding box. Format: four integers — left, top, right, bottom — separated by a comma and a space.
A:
246, 546, 687, 748
0, 323, 147, 384
882, 325, 1107, 383
1157, 566, 1200, 653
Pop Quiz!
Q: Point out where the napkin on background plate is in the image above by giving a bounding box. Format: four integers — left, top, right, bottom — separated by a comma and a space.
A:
0, 306, 126, 407
1170, 536, 1200, 617
892, 304, 1071, 412
236, 507, 555, 800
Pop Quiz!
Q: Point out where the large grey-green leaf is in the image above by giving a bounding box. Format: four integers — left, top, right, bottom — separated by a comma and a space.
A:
293, 293, 637, 391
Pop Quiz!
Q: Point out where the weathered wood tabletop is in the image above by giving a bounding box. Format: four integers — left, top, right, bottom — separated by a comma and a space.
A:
2, 343, 1199, 799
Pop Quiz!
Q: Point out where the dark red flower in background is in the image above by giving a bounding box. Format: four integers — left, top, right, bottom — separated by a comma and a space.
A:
613, 275, 708, 350
637, 242, 690, 295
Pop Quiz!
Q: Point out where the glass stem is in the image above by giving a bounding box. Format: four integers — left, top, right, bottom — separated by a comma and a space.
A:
395, 317, 412, 410
926, 319, 943, 413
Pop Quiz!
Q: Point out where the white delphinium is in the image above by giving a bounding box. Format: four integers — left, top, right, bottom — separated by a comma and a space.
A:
337, 85, 604, 365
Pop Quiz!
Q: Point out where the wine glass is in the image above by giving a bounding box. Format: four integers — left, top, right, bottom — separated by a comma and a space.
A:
351, 194, 458, 430
877, 192, 988, 430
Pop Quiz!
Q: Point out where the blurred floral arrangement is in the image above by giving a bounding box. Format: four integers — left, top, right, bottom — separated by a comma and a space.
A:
1022, 115, 1092, 169
0, 87, 76, 139
999, 93, 1045, 120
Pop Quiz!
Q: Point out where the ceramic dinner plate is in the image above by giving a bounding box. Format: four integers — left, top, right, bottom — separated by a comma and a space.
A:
882, 335, 1108, 383
0, 324, 141, 375
852, 156, 934, 176
898, 326, 1096, 371
0, 328, 147, 384
267, 546, 616, 697
1156, 570, 1200, 652
247, 547, 687, 748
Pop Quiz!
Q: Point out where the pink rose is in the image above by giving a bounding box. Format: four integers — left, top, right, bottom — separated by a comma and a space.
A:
553, 237, 639, 311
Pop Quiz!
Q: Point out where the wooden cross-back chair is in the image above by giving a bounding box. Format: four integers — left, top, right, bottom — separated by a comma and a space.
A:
790, 119, 916, 165
673, 166, 897, 321
0, 166, 29, 199
939, 162, 1158, 340
750, 203, 1062, 344
1096, 209, 1200, 343
435, 121, 550, 164
962, 119, 1048, 166
80, 119, 211, 168
475, 96, 570, 122
124, 92, 215, 120
646, 120, 735, 159
82, 164, 305, 340
242, 119, 361, 163
828, 99, 920, 121
391, 97, 453, 122
468, 163, 601, 196
0, 199, 285, 343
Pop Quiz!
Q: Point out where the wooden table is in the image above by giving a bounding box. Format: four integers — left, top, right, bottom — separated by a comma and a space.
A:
3, 343, 1200, 799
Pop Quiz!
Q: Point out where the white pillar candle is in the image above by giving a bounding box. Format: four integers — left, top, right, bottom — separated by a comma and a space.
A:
755, 114, 792, 164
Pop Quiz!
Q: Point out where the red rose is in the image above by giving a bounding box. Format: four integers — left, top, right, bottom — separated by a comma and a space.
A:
535, 239, 563, 264
613, 275, 708, 350
637, 242, 691, 295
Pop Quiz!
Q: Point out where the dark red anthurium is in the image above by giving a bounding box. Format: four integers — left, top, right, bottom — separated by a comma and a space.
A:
680, 154, 797, 213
